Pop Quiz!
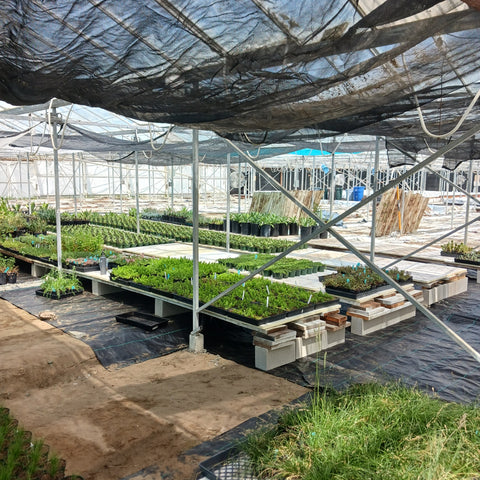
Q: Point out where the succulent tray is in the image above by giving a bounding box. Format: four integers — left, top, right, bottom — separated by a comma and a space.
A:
325, 284, 392, 300
454, 257, 480, 266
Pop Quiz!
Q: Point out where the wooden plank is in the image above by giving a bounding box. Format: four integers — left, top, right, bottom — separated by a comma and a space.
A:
375, 189, 428, 237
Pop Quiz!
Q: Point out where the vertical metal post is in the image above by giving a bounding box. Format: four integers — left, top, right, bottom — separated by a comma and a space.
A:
370, 137, 380, 262
16, 155, 22, 199
190, 129, 203, 352
119, 162, 123, 213
451, 171, 456, 229
50, 106, 62, 272
238, 165, 241, 213
171, 163, 174, 209
26, 153, 31, 212
72, 153, 77, 216
45, 154, 49, 199
464, 159, 474, 244
226, 154, 231, 253
329, 142, 335, 224
135, 151, 140, 234
148, 163, 152, 196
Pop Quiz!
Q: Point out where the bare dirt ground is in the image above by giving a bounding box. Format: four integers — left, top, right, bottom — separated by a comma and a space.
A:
0, 298, 307, 480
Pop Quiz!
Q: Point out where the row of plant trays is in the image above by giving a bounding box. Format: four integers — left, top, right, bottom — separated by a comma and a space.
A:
110, 275, 338, 325
142, 214, 192, 226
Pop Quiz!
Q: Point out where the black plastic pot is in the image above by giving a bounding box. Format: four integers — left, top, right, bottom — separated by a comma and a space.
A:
289, 223, 299, 235
300, 225, 312, 239
271, 224, 280, 237
231, 220, 240, 234
6, 273, 17, 283
259, 224, 271, 237
278, 223, 289, 236
239, 222, 251, 235
0, 272, 7, 285
250, 222, 260, 236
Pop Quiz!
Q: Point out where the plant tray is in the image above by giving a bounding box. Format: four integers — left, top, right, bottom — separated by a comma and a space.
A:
440, 251, 459, 257
454, 257, 480, 266
64, 262, 100, 272
115, 311, 168, 331
35, 288, 84, 300
198, 446, 257, 480
325, 284, 391, 300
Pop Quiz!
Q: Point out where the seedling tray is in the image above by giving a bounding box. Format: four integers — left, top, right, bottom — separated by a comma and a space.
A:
325, 284, 391, 300
454, 257, 480, 266
115, 311, 168, 331
64, 262, 100, 272
35, 288, 84, 300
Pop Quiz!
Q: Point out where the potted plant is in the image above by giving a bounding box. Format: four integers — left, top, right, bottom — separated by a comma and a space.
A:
36, 269, 84, 299
276, 216, 289, 236
6, 265, 19, 283
299, 217, 316, 239
0, 255, 15, 285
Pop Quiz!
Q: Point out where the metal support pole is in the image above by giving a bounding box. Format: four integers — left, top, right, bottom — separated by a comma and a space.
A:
135, 152, 140, 234
370, 137, 380, 262
218, 128, 480, 363
45, 154, 49, 199
171, 163, 174, 209
189, 128, 203, 352
72, 153, 77, 216
26, 153, 31, 212
226, 154, 231, 253
451, 171, 456, 229
119, 162, 123, 213
329, 145, 335, 222
49, 105, 62, 272
464, 160, 474, 244
238, 165, 241, 213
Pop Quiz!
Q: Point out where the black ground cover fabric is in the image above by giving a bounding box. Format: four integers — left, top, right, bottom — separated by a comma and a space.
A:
0, 287, 190, 369
205, 280, 480, 404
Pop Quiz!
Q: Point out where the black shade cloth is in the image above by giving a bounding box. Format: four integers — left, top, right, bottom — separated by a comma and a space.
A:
0, 1, 480, 169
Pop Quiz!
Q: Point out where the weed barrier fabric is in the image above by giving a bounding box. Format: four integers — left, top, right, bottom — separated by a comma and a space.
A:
204, 281, 480, 404
273, 281, 480, 404
0, 287, 190, 369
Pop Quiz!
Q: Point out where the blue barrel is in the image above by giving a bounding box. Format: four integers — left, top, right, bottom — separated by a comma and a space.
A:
352, 186, 365, 201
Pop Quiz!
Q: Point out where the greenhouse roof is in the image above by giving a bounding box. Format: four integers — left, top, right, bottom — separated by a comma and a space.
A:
0, 1, 479, 168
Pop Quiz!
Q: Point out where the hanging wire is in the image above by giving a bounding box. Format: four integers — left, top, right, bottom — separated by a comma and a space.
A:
47, 98, 73, 150
28, 113, 48, 156
148, 123, 174, 151
400, 52, 480, 140
416, 89, 480, 139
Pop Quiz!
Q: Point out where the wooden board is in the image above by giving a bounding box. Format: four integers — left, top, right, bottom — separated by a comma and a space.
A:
375, 189, 429, 237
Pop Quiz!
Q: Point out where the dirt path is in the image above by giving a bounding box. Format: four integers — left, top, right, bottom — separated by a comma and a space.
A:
0, 298, 307, 479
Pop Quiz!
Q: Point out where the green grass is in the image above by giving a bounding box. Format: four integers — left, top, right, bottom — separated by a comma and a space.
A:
0, 406, 76, 480
242, 383, 480, 480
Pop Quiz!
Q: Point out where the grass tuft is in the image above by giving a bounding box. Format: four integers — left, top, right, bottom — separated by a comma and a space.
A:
242, 383, 480, 480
